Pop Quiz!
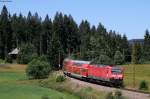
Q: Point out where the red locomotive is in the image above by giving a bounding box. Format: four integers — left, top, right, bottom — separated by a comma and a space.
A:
63, 58, 124, 86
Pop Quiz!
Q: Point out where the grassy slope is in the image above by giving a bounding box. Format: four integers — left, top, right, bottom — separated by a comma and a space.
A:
38, 71, 107, 99
0, 64, 79, 99
123, 64, 150, 91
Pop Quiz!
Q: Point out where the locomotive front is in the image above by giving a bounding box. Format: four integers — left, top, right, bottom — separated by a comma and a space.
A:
110, 67, 124, 86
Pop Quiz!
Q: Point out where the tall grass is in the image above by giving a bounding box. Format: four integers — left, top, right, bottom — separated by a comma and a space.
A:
38, 72, 106, 99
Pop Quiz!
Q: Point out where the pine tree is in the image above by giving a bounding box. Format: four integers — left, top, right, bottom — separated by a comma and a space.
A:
47, 32, 63, 69
63, 15, 79, 54
53, 12, 66, 52
88, 25, 97, 60
114, 51, 124, 65
17, 14, 27, 45
79, 20, 91, 60
122, 34, 130, 62
11, 13, 18, 48
0, 5, 12, 59
143, 30, 150, 61
33, 12, 42, 55
42, 14, 52, 55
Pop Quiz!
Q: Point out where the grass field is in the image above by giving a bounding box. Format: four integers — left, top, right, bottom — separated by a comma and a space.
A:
0, 63, 149, 99
0, 64, 79, 99
123, 64, 150, 91
0, 83, 79, 99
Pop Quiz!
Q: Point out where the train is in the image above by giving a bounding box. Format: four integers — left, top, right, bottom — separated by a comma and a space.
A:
63, 58, 124, 86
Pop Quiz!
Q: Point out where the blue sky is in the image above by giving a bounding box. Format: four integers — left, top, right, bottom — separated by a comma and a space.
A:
0, 0, 150, 39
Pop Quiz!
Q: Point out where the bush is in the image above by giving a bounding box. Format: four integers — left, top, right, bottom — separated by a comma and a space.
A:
41, 95, 49, 99
114, 90, 122, 98
0, 59, 6, 64
17, 44, 38, 64
105, 90, 124, 99
59, 97, 63, 99
5, 55, 12, 63
38, 55, 48, 62
105, 92, 113, 99
139, 80, 148, 90
56, 75, 66, 82
26, 59, 52, 79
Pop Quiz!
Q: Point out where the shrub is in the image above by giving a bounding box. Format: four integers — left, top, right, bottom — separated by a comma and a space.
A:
38, 55, 48, 62
56, 75, 66, 82
26, 59, 52, 79
0, 59, 6, 64
41, 95, 49, 99
105, 90, 124, 99
114, 90, 123, 98
59, 97, 63, 99
5, 55, 12, 63
139, 80, 148, 90
105, 92, 113, 99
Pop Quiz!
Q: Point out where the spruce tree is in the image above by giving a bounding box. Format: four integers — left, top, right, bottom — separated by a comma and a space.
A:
26, 11, 32, 43
63, 15, 79, 54
11, 14, 17, 48
0, 5, 12, 59
47, 32, 63, 69
42, 14, 52, 55
143, 30, 150, 62
122, 34, 130, 62
114, 51, 124, 65
79, 20, 91, 60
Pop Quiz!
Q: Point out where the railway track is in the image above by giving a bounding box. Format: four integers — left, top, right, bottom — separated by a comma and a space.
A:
122, 87, 150, 95
67, 76, 150, 99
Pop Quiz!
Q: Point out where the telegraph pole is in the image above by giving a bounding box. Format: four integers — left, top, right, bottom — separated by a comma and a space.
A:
133, 64, 135, 88
59, 50, 61, 69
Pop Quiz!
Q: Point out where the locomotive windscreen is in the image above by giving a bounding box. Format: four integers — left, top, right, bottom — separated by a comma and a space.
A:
112, 67, 122, 74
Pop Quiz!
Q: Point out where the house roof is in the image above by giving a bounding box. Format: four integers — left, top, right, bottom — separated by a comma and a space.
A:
8, 48, 19, 55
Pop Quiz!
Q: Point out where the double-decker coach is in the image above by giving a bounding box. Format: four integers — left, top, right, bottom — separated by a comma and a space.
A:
63, 58, 124, 86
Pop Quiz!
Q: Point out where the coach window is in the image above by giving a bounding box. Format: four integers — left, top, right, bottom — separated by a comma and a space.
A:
73, 63, 82, 66
112, 69, 122, 74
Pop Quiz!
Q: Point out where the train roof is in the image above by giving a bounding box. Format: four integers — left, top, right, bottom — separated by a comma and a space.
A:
90, 64, 108, 67
64, 59, 90, 64
72, 60, 91, 64
64, 59, 121, 68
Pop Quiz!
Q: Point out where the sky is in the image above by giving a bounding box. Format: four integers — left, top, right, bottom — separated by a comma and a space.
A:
0, 0, 150, 39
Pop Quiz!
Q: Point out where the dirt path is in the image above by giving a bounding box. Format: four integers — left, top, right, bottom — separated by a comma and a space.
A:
69, 77, 150, 99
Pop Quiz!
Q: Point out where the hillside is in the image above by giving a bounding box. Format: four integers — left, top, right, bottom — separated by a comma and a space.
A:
128, 39, 144, 45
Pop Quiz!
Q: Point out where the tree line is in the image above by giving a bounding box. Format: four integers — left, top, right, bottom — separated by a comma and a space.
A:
0, 5, 150, 68
131, 30, 150, 64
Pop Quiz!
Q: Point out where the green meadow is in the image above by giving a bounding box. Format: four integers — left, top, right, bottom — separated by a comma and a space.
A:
123, 64, 150, 91
0, 63, 150, 99
0, 64, 79, 99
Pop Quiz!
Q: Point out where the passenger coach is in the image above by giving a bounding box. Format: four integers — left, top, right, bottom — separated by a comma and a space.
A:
63, 59, 124, 86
